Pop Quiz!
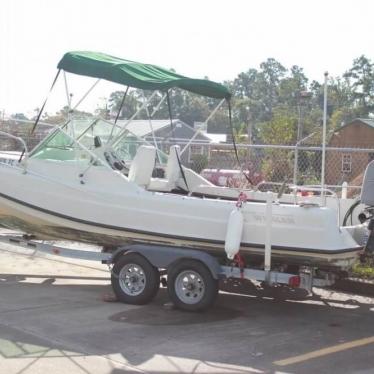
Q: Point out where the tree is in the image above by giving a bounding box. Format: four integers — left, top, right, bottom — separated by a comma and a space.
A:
259, 109, 297, 145
258, 58, 287, 118
43, 106, 93, 124
108, 90, 141, 119
258, 110, 297, 182
230, 58, 288, 140
278, 65, 308, 111
344, 55, 374, 116
231, 69, 259, 99
10, 113, 29, 121
107, 88, 212, 127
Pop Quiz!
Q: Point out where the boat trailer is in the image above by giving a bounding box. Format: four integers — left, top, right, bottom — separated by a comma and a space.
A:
0, 232, 337, 312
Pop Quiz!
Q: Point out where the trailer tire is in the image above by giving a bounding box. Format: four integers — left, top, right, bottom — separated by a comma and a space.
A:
111, 253, 160, 305
167, 259, 218, 312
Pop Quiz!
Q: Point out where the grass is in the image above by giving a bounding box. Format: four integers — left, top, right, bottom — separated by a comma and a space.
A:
352, 256, 374, 279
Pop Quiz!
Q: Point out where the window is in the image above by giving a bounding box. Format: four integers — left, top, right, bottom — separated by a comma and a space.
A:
341, 154, 352, 173
188, 144, 204, 162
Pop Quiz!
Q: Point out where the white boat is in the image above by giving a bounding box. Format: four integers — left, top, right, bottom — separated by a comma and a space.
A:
0, 51, 369, 271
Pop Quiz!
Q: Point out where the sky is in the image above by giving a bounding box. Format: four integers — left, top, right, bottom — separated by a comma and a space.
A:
1, 0, 374, 117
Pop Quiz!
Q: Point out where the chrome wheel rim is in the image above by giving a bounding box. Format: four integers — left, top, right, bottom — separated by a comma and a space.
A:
118, 263, 146, 296
175, 270, 205, 304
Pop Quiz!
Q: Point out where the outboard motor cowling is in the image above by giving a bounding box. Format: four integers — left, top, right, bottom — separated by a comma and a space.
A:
361, 160, 374, 206
361, 161, 374, 253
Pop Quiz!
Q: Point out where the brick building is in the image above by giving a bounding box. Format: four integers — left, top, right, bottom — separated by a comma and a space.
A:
326, 118, 374, 185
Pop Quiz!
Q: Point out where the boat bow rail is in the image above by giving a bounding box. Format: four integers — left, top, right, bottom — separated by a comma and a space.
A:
0, 131, 28, 172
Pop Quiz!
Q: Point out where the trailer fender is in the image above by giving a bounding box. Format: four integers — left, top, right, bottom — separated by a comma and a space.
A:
110, 244, 222, 279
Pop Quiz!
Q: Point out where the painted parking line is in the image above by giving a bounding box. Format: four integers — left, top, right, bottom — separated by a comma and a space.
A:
274, 336, 374, 366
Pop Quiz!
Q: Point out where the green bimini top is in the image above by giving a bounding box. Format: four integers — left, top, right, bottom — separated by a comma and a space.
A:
58, 51, 231, 100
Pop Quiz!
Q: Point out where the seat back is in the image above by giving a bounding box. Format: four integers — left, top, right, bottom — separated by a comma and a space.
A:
128, 145, 156, 187
165, 145, 181, 183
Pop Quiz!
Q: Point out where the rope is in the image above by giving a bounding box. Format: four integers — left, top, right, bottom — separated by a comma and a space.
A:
236, 191, 248, 208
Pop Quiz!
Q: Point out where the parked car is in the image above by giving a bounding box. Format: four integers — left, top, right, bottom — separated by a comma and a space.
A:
201, 168, 263, 188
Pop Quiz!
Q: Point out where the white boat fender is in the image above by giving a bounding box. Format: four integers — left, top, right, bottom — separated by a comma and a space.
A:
225, 192, 247, 259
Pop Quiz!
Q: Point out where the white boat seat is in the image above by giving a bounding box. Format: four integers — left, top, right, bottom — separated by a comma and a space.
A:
128, 145, 156, 187
148, 145, 181, 191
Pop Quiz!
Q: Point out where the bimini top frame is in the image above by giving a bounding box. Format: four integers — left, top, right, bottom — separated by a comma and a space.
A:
27, 51, 231, 168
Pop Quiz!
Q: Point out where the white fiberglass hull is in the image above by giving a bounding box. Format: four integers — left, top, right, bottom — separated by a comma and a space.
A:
0, 159, 363, 269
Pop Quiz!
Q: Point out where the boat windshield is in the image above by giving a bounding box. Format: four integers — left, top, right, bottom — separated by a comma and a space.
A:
29, 118, 164, 166
29, 119, 111, 163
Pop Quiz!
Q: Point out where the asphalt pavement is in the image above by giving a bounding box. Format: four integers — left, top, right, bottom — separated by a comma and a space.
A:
1, 241, 374, 373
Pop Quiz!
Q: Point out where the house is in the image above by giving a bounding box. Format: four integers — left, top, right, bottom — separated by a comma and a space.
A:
326, 118, 374, 185
116, 119, 211, 165
193, 121, 227, 144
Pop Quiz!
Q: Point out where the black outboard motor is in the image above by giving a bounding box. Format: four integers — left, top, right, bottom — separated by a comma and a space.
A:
361, 161, 374, 253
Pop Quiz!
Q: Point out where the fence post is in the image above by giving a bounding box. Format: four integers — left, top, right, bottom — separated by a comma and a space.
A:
320, 72, 328, 206
265, 191, 273, 284
341, 181, 348, 199
293, 144, 298, 185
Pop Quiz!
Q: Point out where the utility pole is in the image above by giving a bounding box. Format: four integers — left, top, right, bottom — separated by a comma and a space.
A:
321, 72, 328, 206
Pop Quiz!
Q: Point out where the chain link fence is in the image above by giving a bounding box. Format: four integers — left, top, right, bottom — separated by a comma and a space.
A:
0, 119, 372, 198
153, 140, 372, 198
